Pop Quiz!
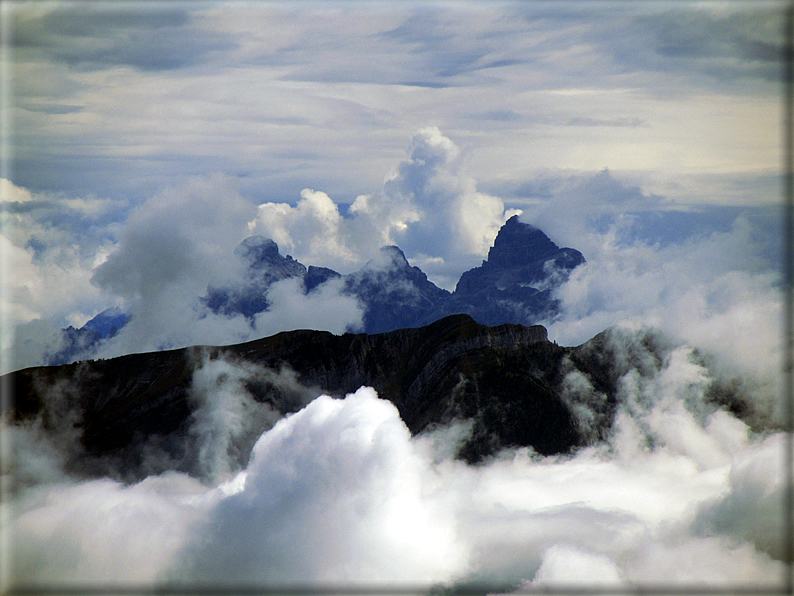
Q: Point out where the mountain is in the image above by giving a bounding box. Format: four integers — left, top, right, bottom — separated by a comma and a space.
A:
342, 245, 452, 334
204, 236, 308, 319
7, 315, 608, 482
194, 216, 586, 333
82, 307, 131, 339
7, 315, 757, 486
49, 217, 585, 364
44, 308, 130, 367
447, 215, 585, 326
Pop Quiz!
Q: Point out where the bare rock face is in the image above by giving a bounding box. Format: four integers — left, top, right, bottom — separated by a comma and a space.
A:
342, 245, 452, 334
204, 235, 307, 319
448, 215, 586, 326
6, 315, 602, 482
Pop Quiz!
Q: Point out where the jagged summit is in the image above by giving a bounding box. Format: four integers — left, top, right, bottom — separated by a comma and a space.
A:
51, 219, 587, 364
234, 235, 281, 263
345, 245, 451, 334
486, 215, 563, 270
204, 236, 307, 318
234, 236, 306, 278
457, 216, 584, 292
367, 245, 411, 270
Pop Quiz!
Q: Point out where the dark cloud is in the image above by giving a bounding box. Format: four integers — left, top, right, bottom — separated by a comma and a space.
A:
612, 6, 784, 90
11, 4, 236, 72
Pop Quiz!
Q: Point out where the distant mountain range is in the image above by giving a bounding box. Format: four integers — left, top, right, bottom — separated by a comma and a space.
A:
50, 216, 585, 364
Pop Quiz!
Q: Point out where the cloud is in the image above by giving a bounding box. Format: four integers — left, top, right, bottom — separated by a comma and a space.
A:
529, 544, 624, 586
8, 352, 788, 589
383, 126, 516, 260
253, 276, 363, 337
186, 357, 285, 484
10, 474, 209, 587
11, 4, 236, 72
545, 216, 782, 382
568, 116, 648, 128
248, 127, 518, 289
0, 180, 124, 371
171, 387, 468, 585
250, 188, 359, 272
1, 178, 34, 203
87, 174, 257, 354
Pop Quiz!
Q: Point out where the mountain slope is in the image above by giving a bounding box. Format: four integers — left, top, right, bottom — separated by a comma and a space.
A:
7, 315, 606, 482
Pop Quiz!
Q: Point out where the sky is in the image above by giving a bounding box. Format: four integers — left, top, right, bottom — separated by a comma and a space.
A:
1, 0, 786, 369
0, 0, 791, 590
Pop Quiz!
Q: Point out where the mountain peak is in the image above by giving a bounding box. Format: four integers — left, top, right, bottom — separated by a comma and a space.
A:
487, 216, 560, 269
234, 236, 281, 263
380, 245, 410, 267
364, 245, 411, 271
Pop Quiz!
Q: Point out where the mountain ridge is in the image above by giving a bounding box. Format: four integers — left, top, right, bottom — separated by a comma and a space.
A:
7, 314, 594, 482
47, 216, 585, 366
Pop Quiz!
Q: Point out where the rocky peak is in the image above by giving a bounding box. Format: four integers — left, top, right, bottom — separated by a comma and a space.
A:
448, 216, 585, 326
365, 245, 411, 272
204, 237, 307, 319
486, 215, 563, 270
234, 235, 280, 263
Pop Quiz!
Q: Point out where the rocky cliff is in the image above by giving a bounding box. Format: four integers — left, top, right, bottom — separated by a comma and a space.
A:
6, 315, 611, 482
448, 215, 585, 326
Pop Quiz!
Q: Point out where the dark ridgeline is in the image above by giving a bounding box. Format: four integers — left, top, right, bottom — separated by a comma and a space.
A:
6, 314, 621, 482
6, 217, 615, 482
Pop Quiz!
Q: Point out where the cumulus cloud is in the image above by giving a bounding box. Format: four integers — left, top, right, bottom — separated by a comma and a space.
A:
248, 127, 518, 288
83, 174, 363, 359
7, 361, 788, 590
385, 127, 519, 263
540, 213, 783, 430
171, 387, 468, 585
250, 188, 359, 271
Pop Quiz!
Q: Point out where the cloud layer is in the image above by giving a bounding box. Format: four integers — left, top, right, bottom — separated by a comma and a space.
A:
4, 3, 787, 590
8, 365, 787, 589
9, 3, 782, 206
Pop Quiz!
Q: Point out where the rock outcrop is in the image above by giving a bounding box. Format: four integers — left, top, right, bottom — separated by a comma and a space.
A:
447, 215, 586, 326
203, 236, 307, 319
7, 315, 607, 481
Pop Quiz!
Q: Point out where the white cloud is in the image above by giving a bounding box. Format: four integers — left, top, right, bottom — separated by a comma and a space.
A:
250, 188, 359, 272
85, 174, 261, 356
248, 127, 517, 288
0, 178, 34, 203
170, 387, 468, 584
252, 276, 363, 337
8, 362, 788, 590
544, 216, 782, 383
